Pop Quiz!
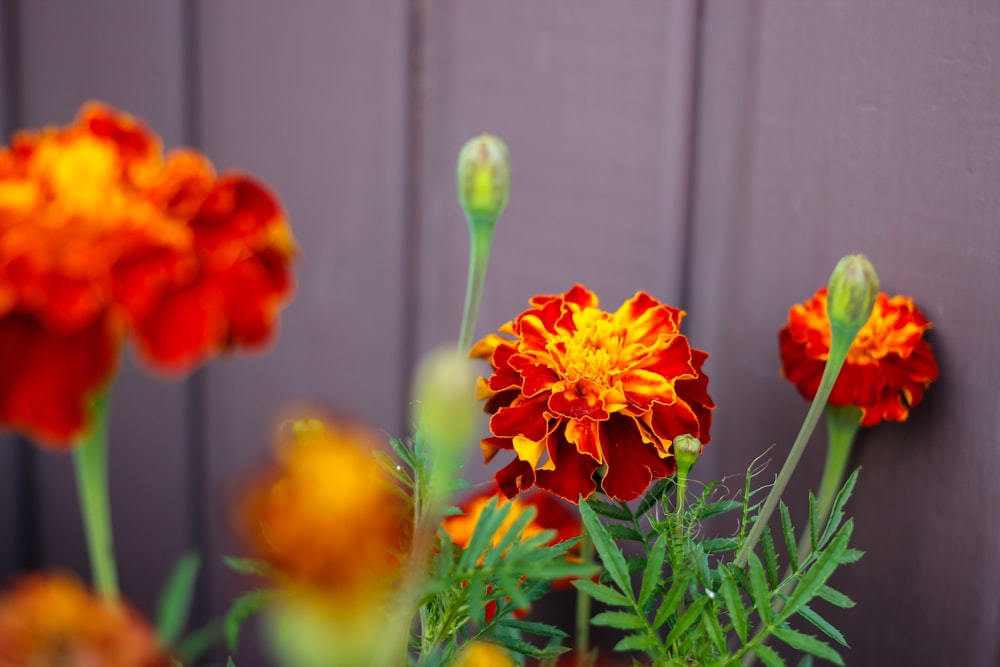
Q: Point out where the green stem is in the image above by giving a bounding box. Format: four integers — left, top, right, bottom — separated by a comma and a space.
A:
735, 324, 856, 568
457, 219, 496, 354
72, 392, 119, 599
575, 534, 595, 666
817, 405, 862, 521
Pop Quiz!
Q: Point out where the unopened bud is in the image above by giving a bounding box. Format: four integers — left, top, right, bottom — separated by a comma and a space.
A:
457, 134, 510, 225
673, 434, 702, 474
412, 346, 479, 457
826, 254, 879, 334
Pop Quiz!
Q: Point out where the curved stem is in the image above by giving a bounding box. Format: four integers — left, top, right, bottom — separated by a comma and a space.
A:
457, 219, 495, 354
735, 326, 856, 568
816, 405, 862, 520
73, 392, 119, 599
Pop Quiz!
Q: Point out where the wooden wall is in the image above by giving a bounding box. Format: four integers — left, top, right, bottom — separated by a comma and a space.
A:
1, 2, 998, 665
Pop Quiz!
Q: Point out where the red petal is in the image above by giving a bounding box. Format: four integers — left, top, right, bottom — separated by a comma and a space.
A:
600, 415, 673, 502
535, 432, 600, 502
490, 395, 550, 442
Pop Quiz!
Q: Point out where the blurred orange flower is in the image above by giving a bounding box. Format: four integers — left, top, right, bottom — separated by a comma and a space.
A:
0, 102, 295, 446
238, 418, 409, 608
779, 287, 939, 426
472, 285, 713, 502
453, 641, 516, 667
0, 572, 171, 667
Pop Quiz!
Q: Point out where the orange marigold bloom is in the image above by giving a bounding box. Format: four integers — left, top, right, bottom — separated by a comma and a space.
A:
473, 285, 713, 503
779, 287, 939, 426
238, 418, 409, 608
0, 572, 171, 667
0, 101, 295, 446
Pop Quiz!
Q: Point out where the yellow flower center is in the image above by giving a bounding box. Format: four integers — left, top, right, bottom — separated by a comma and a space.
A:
555, 311, 624, 384
31, 135, 124, 223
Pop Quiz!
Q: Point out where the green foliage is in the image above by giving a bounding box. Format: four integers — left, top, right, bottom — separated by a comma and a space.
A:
570, 466, 863, 666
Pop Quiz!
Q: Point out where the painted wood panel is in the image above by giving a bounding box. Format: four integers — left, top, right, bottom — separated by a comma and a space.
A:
687, 2, 1000, 664
13, 0, 193, 618
195, 2, 411, 663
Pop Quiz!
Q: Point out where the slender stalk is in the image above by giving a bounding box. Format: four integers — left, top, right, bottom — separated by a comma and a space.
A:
816, 405, 862, 520
72, 392, 119, 599
575, 534, 595, 666
457, 220, 495, 354
735, 327, 855, 568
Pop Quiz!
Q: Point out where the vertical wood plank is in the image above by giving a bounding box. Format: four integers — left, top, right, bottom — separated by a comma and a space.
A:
418, 0, 701, 480
196, 3, 410, 662
688, 2, 1000, 664
16, 0, 191, 616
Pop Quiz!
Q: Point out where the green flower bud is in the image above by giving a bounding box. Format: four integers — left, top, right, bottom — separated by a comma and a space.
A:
826, 254, 879, 334
673, 434, 702, 474
456, 134, 510, 225
411, 346, 479, 458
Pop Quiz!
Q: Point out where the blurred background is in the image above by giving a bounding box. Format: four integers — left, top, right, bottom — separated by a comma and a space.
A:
1, 1, 998, 665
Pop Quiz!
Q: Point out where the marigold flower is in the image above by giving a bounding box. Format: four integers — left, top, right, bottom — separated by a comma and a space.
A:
0, 102, 295, 446
453, 641, 516, 667
472, 285, 713, 502
0, 572, 171, 667
779, 287, 939, 426
238, 418, 409, 608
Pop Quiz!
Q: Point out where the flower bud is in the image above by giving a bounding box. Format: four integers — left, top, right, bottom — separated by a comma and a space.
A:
456, 134, 510, 225
825, 254, 879, 334
412, 345, 479, 458
673, 434, 702, 474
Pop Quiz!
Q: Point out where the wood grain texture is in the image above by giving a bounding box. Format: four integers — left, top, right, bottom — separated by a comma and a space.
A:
15, 0, 192, 617
687, 2, 1000, 664
195, 2, 410, 662
418, 0, 700, 481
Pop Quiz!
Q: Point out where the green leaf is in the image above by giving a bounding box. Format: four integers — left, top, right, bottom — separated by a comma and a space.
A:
227, 658, 236, 667
808, 492, 820, 551
761, 527, 780, 589
156, 552, 201, 645
820, 469, 859, 547
752, 643, 788, 667
373, 450, 413, 487
796, 656, 815, 667
613, 632, 660, 652
605, 522, 646, 543
572, 578, 631, 607
772, 627, 843, 665
222, 556, 274, 578
798, 603, 848, 646
720, 567, 748, 644
175, 621, 220, 663
816, 585, 856, 609
496, 618, 567, 638
224, 590, 279, 651
781, 521, 852, 620
696, 499, 742, 521
838, 548, 864, 564
388, 436, 416, 468
459, 496, 510, 570
586, 497, 634, 522
663, 596, 706, 648
591, 611, 648, 631
747, 552, 772, 624
653, 575, 687, 629
489, 504, 538, 564
700, 602, 727, 654
779, 501, 799, 572
638, 534, 667, 608
487, 633, 562, 659
699, 536, 739, 555
635, 477, 672, 518
579, 498, 632, 596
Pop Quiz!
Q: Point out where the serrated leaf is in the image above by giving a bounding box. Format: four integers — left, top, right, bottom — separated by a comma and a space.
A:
486, 633, 554, 659
579, 499, 632, 596
156, 552, 201, 645
388, 436, 416, 467
779, 501, 799, 572
781, 521, 852, 620
700, 602, 727, 654
747, 553, 772, 624
224, 590, 279, 651
605, 522, 646, 543
808, 492, 820, 551
820, 469, 859, 547
490, 504, 538, 563
591, 611, 648, 631
697, 499, 742, 521
496, 618, 567, 638
720, 567, 748, 644
586, 497, 634, 522
798, 603, 848, 646
613, 632, 660, 652
699, 536, 739, 555
638, 535, 667, 608
752, 643, 788, 667
761, 527, 780, 589
459, 497, 510, 570
816, 585, 855, 608
573, 578, 631, 607
653, 576, 687, 629
663, 596, 706, 648
772, 627, 843, 665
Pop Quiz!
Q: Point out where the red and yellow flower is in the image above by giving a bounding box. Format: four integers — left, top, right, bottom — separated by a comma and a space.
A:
237, 418, 409, 609
0, 102, 295, 446
779, 287, 938, 426
0, 572, 171, 667
472, 285, 713, 503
